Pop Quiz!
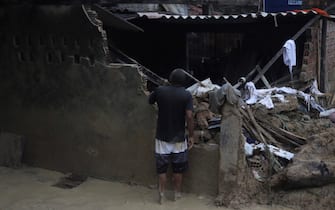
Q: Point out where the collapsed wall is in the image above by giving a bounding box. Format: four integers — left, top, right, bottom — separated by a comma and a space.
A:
0, 5, 155, 184
0, 5, 218, 195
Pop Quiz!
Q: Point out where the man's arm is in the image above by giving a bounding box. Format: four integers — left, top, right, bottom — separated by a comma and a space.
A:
186, 109, 194, 150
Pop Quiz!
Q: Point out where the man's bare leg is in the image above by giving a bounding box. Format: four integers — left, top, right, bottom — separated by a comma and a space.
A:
173, 173, 183, 201
158, 173, 167, 204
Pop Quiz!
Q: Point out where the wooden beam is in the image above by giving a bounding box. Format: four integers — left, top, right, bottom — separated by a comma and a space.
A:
252, 15, 321, 85
256, 65, 271, 88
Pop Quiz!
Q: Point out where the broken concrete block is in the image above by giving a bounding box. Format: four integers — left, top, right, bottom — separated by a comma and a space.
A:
0, 132, 25, 168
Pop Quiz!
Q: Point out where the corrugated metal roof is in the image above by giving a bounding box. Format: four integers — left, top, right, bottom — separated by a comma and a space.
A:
137, 10, 320, 20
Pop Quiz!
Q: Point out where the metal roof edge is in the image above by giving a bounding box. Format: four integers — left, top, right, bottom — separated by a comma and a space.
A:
136, 10, 321, 21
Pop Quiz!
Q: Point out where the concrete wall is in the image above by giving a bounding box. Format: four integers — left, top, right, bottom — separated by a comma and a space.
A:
0, 5, 218, 196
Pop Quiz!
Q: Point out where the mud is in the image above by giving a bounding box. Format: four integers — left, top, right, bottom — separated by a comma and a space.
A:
0, 166, 294, 210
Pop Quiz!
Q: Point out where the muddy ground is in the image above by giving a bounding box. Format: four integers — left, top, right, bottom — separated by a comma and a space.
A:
0, 166, 296, 210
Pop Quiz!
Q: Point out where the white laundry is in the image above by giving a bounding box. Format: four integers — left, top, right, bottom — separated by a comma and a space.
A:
283, 40, 296, 80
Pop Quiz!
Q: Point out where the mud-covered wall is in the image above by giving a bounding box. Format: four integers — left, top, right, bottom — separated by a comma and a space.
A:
0, 5, 158, 184
325, 20, 335, 93
0, 5, 218, 195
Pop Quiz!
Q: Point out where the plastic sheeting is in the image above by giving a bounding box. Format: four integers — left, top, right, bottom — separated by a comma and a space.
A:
186, 78, 220, 97
244, 81, 325, 111
187, 79, 326, 112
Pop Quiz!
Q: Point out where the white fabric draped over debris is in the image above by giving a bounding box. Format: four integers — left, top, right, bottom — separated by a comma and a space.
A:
186, 78, 220, 97
187, 78, 326, 112
208, 82, 241, 114
244, 81, 325, 111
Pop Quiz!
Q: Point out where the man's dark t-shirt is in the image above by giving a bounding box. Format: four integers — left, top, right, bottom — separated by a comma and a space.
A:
149, 85, 193, 143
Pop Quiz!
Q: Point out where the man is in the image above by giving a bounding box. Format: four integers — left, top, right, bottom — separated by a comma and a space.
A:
148, 68, 194, 204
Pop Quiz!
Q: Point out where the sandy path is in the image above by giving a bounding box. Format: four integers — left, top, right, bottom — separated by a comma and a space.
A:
0, 166, 295, 210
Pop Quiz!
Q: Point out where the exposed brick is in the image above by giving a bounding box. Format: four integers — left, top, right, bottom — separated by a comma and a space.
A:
303, 58, 309, 65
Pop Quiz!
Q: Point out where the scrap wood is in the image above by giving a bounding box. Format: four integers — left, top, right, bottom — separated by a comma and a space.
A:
242, 117, 263, 143
241, 107, 284, 173
109, 45, 168, 86
255, 65, 271, 89
330, 93, 335, 107
240, 108, 263, 141
245, 106, 278, 146
277, 127, 306, 144
240, 107, 270, 144
182, 69, 206, 87
255, 116, 306, 145
258, 122, 302, 147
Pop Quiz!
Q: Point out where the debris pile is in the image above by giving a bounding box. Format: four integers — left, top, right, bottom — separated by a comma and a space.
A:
187, 77, 335, 208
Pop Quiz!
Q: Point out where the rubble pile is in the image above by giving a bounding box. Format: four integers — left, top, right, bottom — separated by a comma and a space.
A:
187, 78, 335, 209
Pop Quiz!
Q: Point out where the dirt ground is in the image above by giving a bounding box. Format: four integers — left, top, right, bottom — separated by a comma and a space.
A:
0, 166, 296, 210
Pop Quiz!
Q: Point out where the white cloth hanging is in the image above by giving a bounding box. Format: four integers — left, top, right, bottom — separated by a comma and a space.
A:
283, 40, 296, 80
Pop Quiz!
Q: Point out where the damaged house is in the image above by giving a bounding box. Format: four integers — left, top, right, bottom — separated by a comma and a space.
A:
1, 0, 335, 209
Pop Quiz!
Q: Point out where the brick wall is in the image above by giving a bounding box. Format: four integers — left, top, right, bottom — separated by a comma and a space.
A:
325, 21, 335, 93
300, 24, 320, 82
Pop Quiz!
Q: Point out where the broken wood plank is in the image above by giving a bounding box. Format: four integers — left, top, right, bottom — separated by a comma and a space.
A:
259, 122, 302, 147
245, 107, 274, 145
255, 116, 306, 145
277, 127, 306, 144
181, 69, 206, 87
242, 117, 262, 142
